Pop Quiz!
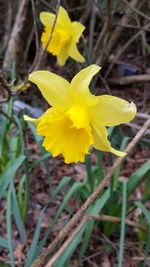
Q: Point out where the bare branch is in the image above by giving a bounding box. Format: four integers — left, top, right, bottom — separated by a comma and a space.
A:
31, 116, 150, 267
108, 74, 150, 85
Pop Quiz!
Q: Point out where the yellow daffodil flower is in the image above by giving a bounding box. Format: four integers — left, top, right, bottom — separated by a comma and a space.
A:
40, 6, 85, 66
24, 65, 136, 164
13, 82, 30, 91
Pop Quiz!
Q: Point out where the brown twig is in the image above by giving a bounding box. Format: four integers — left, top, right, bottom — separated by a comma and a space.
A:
105, 22, 150, 78
30, 0, 39, 53
45, 216, 87, 267
96, 0, 139, 66
108, 74, 150, 85
121, 0, 150, 22
126, 122, 150, 135
31, 117, 150, 267
2, 0, 32, 70
34, 0, 61, 70
137, 112, 150, 120
93, 0, 112, 62
0, 73, 12, 103
89, 4, 96, 59
20, 0, 61, 89
98, 73, 111, 95
113, 22, 150, 32
88, 214, 146, 231
45, 212, 146, 267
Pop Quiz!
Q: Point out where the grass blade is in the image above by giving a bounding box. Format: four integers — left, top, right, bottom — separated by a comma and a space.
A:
0, 155, 26, 200
127, 160, 150, 196
53, 227, 85, 267
11, 182, 26, 243
53, 182, 85, 224
52, 176, 72, 198
96, 150, 104, 182
118, 180, 127, 267
85, 153, 94, 192
135, 201, 150, 267
6, 187, 15, 267
25, 209, 45, 267
79, 188, 111, 262
0, 238, 9, 249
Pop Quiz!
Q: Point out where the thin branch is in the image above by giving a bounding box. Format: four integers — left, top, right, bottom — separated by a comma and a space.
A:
89, 4, 96, 59
105, 22, 150, 78
31, 116, 150, 267
108, 74, 150, 85
126, 122, 150, 135
30, 0, 39, 53
121, 0, 150, 22
0, 73, 12, 103
34, 0, 61, 70
96, 0, 139, 66
113, 22, 150, 32
98, 73, 111, 95
88, 214, 146, 231
45, 212, 146, 267
137, 112, 150, 120
20, 0, 61, 90
45, 216, 87, 267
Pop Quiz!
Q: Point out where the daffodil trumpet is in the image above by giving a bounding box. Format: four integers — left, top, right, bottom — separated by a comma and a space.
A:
40, 6, 85, 66
24, 65, 136, 164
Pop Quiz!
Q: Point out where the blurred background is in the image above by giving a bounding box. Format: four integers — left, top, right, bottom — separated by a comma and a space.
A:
0, 0, 150, 266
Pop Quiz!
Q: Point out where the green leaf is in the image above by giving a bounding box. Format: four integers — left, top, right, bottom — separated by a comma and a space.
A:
52, 176, 72, 198
96, 150, 104, 183
134, 201, 150, 224
25, 209, 45, 267
27, 121, 51, 185
0, 237, 9, 249
13, 116, 25, 156
11, 182, 26, 243
134, 202, 150, 267
79, 188, 111, 262
31, 153, 50, 170
127, 160, 150, 196
85, 153, 94, 192
6, 187, 15, 267
0, 155, 26, 200
118, 180, 127, 267
53, 182, 85, 224
53, 227, 85, 267
113, 137, 129, 191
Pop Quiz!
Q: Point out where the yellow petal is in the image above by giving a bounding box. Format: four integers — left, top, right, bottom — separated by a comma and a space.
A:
37, 108, 93, 163
23, 115, 40, 125
68, 41, 85, 63
91, 95, 137, 126
71, 22, 85, 42
92, 123, 126, 157
57, 6, 71, 28
70, 65, 101, 106
29, 71, 72, 110
57, 46, 69, 66
71, 64, 101, 93
40, 12, 55, 27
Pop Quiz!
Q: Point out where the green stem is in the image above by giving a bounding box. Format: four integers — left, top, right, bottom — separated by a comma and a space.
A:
118, 180, 127, 267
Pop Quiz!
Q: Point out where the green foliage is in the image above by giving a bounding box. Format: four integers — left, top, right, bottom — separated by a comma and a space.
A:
1, 98, 150, 266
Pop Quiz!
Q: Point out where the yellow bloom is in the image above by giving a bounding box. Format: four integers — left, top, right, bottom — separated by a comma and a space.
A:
13, 82, 30, 91
40, 6, 85, 66
24, 65, 136, 164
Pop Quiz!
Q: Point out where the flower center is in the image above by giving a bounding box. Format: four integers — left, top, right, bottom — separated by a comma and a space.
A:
66, 105, 90, 129
41, 27, 71, 55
